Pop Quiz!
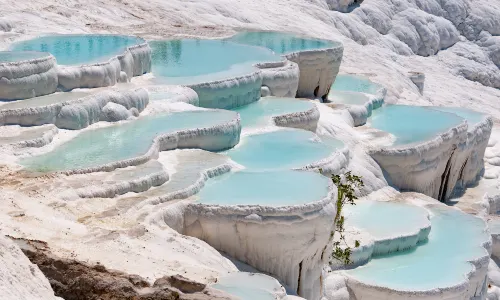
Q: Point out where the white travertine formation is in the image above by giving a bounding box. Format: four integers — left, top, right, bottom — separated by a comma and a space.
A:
0, 235, 61, 300
257, 60, 300, 98
0, 53, 58, 100
0, 88, 149, 129
190, 71, 263, 109
301, 144, 350, 175
285, 44, 343, 99
325, 0, 364, 12
145, 85, 200, 106
330, 219, 431, 270
0, 124, 58, 148
272, 103, 321, 132
58, 42, 151, 91
0, 19, 12, 32
444, 115, 494, 200
183, 184, 337, 300
490, 220, 500, 259
67, 161, 169, 199
408, 71, 425, 94
338, 200, 492, 300
328, 91, 385, 126
345, 264, 490, 300
370, 115, 493, 201
100, 102, 133, 122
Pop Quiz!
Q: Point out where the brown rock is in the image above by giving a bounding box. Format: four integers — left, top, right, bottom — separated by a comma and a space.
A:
9, 237, 235, 300
154, 275, 206, 293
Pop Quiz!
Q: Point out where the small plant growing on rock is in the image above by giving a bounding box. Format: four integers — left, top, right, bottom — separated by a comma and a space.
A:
329, 171, 363, 265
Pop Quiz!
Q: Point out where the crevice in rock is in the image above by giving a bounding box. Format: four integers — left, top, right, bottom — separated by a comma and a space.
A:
314, 85, 320, 97
458, 157, 469, 181
297, 260, 303, 296
438, 147, 456, 202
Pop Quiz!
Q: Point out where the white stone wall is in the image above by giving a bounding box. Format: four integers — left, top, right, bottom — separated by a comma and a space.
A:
183, 187, 337, 300
0, 54, 58, 100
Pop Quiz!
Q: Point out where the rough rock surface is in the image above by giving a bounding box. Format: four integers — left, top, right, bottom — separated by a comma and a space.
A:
100, 102, 133, 122
13, 237, 235, 300
0, 235, 60, 300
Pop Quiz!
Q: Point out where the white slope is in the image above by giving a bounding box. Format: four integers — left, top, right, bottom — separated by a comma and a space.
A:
1, 0, 498, 115
0, 234, 61, 300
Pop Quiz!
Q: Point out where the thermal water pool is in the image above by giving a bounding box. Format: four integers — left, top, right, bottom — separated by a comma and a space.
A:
0, 51, 49, 62
11, 35, 145, 65
368, 105, 465, 146
232, 97, 314, 127
432, 106, 489, 127
150, 39, 282, 85
228, 31, 337, 55
224, 129, 343, 170
344, 201, 431, 255
327, 90, 371, 106
197, 170, 330, 206
22, 110, 239, 172
330, 74, 382, 95
346, 205, 489, 292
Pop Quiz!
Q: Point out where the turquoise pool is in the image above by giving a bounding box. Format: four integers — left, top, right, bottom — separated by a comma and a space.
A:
347, 205, 489, 291
150, 39, 281, 85
197, 170, 330, 206
327, 90, 370, 106
345, 201, 429, 240
22, 110, 238, 172
432, 107, 488, 127
232, 97, 314, 127
368, 105, 464, 146
331, 74, 381, 95
0, 51, 49, 62
11, 35, 144, 65
225, 129, 342, 170
228, 31, 337, 55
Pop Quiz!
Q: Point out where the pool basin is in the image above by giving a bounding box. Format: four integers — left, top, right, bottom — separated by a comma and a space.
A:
22, 109, 240, 173
11, 34, 145, 66
224, 129, 343, 171
368, 105, 465, 146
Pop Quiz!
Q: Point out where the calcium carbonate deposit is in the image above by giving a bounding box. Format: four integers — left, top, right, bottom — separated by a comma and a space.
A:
0, 0, 499, 300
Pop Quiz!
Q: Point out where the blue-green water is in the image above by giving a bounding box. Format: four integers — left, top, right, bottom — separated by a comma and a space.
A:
0, 51, 49, 63
228, 31, 337, 55
225, 129, 342, 170
212, 273, 282, 300
345, 201, 429, 239
22, 110, 238, 172
198, 170, 330, 206
331, 74, 381, 95
232, 97, 314, 127
369, 105, 464, 146
347, 205, 489, 290
432, 107, 488, 127
11, 35, 144, 65
328, 90, 370, 105
150, 39, 281, 85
